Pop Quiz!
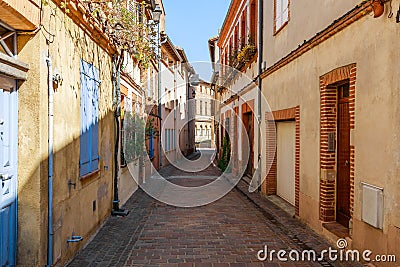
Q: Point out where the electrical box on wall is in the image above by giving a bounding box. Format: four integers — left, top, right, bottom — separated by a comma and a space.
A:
361, 183, 384, 229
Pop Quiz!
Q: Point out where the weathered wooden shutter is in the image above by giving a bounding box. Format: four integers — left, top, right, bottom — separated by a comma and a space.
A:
80, 60, 91, 176
91, 65, 100, 171
80, 60, 100, 176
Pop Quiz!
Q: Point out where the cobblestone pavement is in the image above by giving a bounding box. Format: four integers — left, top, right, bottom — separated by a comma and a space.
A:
68, 150, 361, 267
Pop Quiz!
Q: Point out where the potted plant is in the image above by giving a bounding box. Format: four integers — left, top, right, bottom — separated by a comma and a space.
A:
237, 43, 257, 65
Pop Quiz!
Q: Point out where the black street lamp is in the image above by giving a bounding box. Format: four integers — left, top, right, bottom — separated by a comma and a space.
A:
152, 4, 162, 23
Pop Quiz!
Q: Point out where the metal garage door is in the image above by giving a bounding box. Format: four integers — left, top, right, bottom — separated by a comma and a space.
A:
277, 121, 295, 205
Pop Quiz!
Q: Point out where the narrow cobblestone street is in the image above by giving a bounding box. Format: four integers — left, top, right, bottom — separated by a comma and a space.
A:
68, 150, 359, 267
4, 0, 400, 265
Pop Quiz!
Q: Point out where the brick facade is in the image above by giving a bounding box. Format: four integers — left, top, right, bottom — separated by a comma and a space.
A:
319, 64, 356, 223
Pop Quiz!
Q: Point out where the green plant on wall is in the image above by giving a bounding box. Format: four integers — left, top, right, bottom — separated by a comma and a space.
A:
237, 35, 257, 65
218, 136, 231, 172
123, 113, 160, 163
237, 43, 257, 64
123, 112, 146, 163
85, 0, 157, 69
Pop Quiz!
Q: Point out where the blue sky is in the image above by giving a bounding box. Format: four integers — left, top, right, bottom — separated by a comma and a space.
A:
163, 0, 231, 80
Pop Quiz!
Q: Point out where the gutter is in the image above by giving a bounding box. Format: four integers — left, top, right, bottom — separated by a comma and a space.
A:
251, 0, 264, 192
46, 55, 54, 267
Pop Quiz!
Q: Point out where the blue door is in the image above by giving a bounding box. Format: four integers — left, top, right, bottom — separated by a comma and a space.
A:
0, 77, 18, 266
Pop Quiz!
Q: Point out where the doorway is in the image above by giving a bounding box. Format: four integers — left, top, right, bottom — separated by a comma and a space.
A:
336, 83, 351, 228
0, 76, 18, 266
243, 112, 253, 176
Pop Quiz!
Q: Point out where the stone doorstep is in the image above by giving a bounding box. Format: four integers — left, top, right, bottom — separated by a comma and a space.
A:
322, 222, 350, 239
265, 195, 296, 218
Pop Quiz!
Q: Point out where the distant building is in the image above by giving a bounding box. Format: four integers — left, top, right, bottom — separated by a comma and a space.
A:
194, 80, 215, 148
160, 37, 196, 166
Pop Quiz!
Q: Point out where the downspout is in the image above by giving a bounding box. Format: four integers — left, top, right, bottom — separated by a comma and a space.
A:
157, 23, 163, 168
255, 0, 264, 191
187, 71, 190, 155
111, 53, 129, 216
46, 55, 54, 266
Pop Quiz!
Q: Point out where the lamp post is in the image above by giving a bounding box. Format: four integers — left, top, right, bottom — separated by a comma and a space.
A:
188, 73, 199, 153
152, 4, 162, 168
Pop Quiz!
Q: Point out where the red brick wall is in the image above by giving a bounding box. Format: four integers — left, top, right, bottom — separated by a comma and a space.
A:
264, 106, 300, 216
265, 113, 277, 195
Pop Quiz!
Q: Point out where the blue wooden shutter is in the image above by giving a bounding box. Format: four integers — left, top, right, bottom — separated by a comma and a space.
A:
91, 66, 100, 171
149, 129, 154, 159
80, 60, 100, 176
80, 60, 91, 176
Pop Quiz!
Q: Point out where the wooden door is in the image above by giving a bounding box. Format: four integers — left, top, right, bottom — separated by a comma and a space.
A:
0, 77, 18, 266
233, 108, 238, 171
336, 84, 351, 228
243, 112, 254, 176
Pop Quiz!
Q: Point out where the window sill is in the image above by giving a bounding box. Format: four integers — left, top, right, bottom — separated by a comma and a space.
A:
80, 169, 100, 181
274, 21, 288, 36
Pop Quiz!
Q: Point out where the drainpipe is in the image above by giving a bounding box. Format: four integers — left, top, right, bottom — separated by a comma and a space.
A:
255, 0, 264, 191
46, 55, 54, 266
157, 23, 163, 168
111, 53, 129, 217
187, 72, 190, 155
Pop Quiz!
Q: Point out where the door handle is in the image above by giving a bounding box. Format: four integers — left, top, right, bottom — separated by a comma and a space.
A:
345, 160, 350, 166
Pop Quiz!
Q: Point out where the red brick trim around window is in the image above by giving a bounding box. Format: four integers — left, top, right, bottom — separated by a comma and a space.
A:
319, 64, 356, 223
264, 106, 300, 216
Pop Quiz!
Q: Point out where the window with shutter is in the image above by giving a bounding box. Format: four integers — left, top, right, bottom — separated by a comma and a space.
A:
80, 60, 100, 177
274, 0, 289, 32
